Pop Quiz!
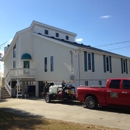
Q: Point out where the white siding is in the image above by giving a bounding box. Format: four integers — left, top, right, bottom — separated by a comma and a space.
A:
33, 25, 75, 42
32, 35, 76, 81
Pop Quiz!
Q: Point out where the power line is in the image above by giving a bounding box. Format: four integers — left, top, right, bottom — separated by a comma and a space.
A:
0, 41, 7, 47
94, 40, 130, 47
108, 46, 130, 51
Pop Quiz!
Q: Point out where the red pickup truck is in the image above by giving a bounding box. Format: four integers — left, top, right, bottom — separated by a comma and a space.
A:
77, 78, 130, 109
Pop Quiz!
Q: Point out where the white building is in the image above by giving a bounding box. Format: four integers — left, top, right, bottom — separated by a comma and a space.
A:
2, 21, 130, 98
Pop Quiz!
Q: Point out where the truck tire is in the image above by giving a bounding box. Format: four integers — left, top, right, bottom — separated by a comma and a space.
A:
45, 95, 51, 103
85, 96, 98, 109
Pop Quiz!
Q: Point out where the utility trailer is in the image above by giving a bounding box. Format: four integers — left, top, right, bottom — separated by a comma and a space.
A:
45, 84, 76, 103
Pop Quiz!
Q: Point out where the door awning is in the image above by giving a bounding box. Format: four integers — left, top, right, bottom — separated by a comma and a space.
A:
21, 53, 32, 59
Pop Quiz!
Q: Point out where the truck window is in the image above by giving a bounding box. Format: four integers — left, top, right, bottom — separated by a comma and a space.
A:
109, 80, 120, 89
123, 80, 130, 90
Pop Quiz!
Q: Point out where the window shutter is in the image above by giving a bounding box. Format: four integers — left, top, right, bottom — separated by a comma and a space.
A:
121, 58, 123, 74
92, 53, 95, 72
103, 55, 106, 73
126, 59, 128, 74
84, 51, 87, 71
109, 56, 112, 73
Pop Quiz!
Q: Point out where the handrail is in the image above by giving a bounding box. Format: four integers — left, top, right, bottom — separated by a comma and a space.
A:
0, 87, 1, 99
5, 80, 11, 96
10, 68, 35, 71
5, 71, 10, 79
4, 70, 11, 97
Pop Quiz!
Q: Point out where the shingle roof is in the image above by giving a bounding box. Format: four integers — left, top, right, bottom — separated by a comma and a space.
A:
35, 32, 129, 58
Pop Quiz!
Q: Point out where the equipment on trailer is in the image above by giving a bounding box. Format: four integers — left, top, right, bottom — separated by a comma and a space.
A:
45, 84, 76, 103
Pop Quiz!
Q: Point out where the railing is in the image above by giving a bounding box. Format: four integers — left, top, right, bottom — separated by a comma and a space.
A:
5, 80, 11, 96
6, 71, 10, 83
0, 87, 1, 99
4, 68, 36, 97
4, 71, 11, 97
10, 68, 36, 77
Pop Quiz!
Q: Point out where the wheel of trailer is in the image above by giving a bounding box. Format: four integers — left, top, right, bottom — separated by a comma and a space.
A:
45, 95, 51, 103
85, 96, 98, 109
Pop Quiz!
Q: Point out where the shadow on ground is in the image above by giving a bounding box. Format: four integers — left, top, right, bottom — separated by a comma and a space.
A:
48, 100, 83, 106
0, 108, 48, 130
83, 105, 130, 115
0, 99, 8, 102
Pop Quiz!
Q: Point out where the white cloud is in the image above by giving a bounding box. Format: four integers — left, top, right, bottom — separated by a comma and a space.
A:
9, 38, 13, 43
76, 38, 83, 42
100, 15, 111, 19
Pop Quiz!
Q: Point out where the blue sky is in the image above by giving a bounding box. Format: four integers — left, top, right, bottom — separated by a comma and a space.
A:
0, 0, 130, 57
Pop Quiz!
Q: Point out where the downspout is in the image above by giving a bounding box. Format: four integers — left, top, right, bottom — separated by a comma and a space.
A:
77, 50, 80, 86
70, 50, 74, 75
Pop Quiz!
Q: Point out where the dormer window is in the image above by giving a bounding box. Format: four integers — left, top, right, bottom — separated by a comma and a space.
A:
66, 35, 69, 40
56, 33, 59, 37
45, 30, 48, 35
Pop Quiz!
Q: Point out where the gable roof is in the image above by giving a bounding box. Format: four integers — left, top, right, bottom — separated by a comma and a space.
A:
34, 32, 130, 59
2, 21, 77, 61
2, 21, 129, 61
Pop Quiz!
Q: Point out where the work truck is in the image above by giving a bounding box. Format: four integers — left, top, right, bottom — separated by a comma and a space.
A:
77, 78, 130, 109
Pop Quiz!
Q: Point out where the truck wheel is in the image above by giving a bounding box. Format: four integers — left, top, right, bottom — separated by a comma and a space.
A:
45, 95, 51, 103
85, 96, 98, 109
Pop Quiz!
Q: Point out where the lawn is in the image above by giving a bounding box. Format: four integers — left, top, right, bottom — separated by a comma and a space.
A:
0, 110, 122, 130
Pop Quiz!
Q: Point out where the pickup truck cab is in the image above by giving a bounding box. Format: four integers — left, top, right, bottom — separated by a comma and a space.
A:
77, 78, 130, 109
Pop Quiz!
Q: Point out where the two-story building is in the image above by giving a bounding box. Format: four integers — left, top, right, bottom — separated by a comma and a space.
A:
2, 21, 130, 98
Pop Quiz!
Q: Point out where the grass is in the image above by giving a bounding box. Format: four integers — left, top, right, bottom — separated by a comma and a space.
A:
0, 110, 122, 130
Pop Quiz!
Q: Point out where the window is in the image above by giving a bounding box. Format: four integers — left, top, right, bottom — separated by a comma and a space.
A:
88, 53, 91, 70
45, 30, 48, 35
123, 60, 126, 72
56, 33, 59, 37
66, 35, 69, 40
123, 80, 130, 89
109, 80, 120, 89
103, 55, 112, 73
13, 61, 16, 68
121, 59, 128, 74
84, 51, 95, 72
50, 56, 54, 71
106, 57, 109, 71
99, 81, 102, 85
84, 51, 87, 71
44, 57, 47, 72
85, 81, 88, 86
13, 44, 16, 58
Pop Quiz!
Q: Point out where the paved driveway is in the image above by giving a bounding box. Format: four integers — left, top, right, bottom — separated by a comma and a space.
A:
0, 98, 130, 130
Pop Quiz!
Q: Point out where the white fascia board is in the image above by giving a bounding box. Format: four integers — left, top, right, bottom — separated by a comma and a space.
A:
32, 20, 77, 37
79, 47, 130, 59
33, 33, 78, 49
2, 27, 31, 61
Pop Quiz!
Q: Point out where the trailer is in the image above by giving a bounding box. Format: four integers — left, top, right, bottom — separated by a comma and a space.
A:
44, 84, 76, 103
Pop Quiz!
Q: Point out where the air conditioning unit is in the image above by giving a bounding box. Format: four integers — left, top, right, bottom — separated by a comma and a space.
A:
70, 75, 74, 80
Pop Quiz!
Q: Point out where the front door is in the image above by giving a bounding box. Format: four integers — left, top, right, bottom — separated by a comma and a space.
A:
23, 61, 30, 74
23, 61, 30, 68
